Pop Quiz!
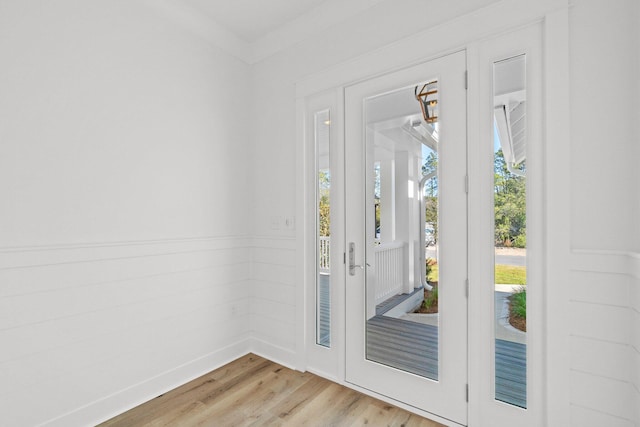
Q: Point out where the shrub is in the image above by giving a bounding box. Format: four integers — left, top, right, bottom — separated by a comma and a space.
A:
513, 233, 526, 248
510, 287, 526, 319
422, 286, 438, 310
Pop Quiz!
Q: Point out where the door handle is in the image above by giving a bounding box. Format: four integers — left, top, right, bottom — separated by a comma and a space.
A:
349, 242, 370, 276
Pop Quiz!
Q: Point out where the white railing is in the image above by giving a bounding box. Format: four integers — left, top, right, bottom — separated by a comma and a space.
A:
318, 237, 405, 305
319, 236, 330, 272
374, 241, 405, 305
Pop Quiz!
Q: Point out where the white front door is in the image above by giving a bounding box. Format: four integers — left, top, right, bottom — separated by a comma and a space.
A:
344, 51, 468, 425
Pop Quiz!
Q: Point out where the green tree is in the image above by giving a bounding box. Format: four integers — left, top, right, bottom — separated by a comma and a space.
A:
318, 170, 331, 237
422, 151, 438, 243
494, 149, 526, 247
422, 152, 438, 196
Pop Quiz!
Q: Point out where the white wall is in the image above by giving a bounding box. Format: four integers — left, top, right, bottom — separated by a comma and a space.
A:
0, 1, 252, 425
568, 0, 640, 425
569, 0, 638, 252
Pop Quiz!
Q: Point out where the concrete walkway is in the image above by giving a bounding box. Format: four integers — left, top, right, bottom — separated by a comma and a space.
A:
495, 289, 526, 344
397, 284, 526, 345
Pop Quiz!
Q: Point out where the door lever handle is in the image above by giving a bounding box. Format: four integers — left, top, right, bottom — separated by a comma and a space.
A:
349, 242, 370, 276
352, 263, 371, 270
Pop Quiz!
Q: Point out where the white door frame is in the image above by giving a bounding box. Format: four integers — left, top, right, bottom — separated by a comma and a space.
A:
468, 22, 543, 427
301, 89, 346, 381
344, 51, 468, 426
295, 3, 571, 426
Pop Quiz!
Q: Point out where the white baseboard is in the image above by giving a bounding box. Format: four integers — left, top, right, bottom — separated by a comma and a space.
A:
41, 339, 251, 427
250, 338, 299, 371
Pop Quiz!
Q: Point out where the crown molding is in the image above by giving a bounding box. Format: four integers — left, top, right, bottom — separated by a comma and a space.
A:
251, 0, 387, 63
142, 0, 386, 65
142, 0, 253, 63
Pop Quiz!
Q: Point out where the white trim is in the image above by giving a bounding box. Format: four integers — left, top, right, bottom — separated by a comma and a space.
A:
570, 249, 640, 277
251, 236, 297, 250
468, 22, 545, 427
295, 0, 567, 99
43, 338, 252, 427
250, 338, 299, 371
296, 96, 308, 372
141, 0, 390, 65
298, 89, 346, 376
0, 235, 252, 253
543, 7, 572, 427
252, 0, 388, 63
0, 236, 253, 276
335, 379, 464, 427
140, 0, 253, 63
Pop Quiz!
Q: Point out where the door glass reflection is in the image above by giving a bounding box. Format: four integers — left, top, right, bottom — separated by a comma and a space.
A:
493, 55, 527, 408
316, 109, 331, 347
364, 81, 440, 380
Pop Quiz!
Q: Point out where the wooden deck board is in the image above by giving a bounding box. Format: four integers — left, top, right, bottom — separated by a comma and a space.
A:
318, 279, 527, 409
365, 299, 527, 409
366, 315, 439, 380
318, 273, 331, 346
495, 338, 527, 408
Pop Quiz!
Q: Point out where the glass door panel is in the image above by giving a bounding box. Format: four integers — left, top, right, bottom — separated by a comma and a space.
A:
315, 109, 332, 347
363, 81, 441, 380
493, 54, 527, 408
345, 51, 468, 425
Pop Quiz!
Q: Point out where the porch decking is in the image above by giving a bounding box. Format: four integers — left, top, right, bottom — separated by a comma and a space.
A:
368, 291, 527, 409
495, 338, 527, 408
317, 277, 526, 409
367, 315, 439, 379
318, 273, 330, 346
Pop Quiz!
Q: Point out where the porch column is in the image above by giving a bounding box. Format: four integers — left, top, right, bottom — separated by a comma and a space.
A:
379, 158, 395, 244
411, 152, 423, 290
394, 151, 413, 293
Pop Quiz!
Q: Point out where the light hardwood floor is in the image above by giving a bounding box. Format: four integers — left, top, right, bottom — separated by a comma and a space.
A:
99, 353, 444, 426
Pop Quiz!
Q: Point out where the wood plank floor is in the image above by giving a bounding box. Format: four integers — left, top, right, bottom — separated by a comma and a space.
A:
99, 354, 444, 427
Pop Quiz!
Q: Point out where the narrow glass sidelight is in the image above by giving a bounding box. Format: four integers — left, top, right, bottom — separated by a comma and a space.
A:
493, 54, 527, 408
363, 80, 441, 381
315, 109, 331, 347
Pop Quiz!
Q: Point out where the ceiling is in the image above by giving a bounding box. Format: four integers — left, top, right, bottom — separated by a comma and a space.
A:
180, 0, 331, 43
147, 0, 388, 63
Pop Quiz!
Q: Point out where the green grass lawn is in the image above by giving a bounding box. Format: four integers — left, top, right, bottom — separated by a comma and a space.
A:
495, 264, 526, 285
426, 261, 526, 285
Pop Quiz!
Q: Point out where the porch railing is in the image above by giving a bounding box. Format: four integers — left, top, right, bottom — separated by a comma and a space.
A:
319, 236, 330, 272
374, 241, 405, 305
318, 237, 405, 305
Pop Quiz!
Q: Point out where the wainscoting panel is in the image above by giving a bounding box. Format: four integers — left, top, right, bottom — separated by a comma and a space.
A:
0, 237, 252, 427
250, 237, 297, 368
570, 404, 635, 427
569, 250, 639, 426
631, 255, 640, 425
